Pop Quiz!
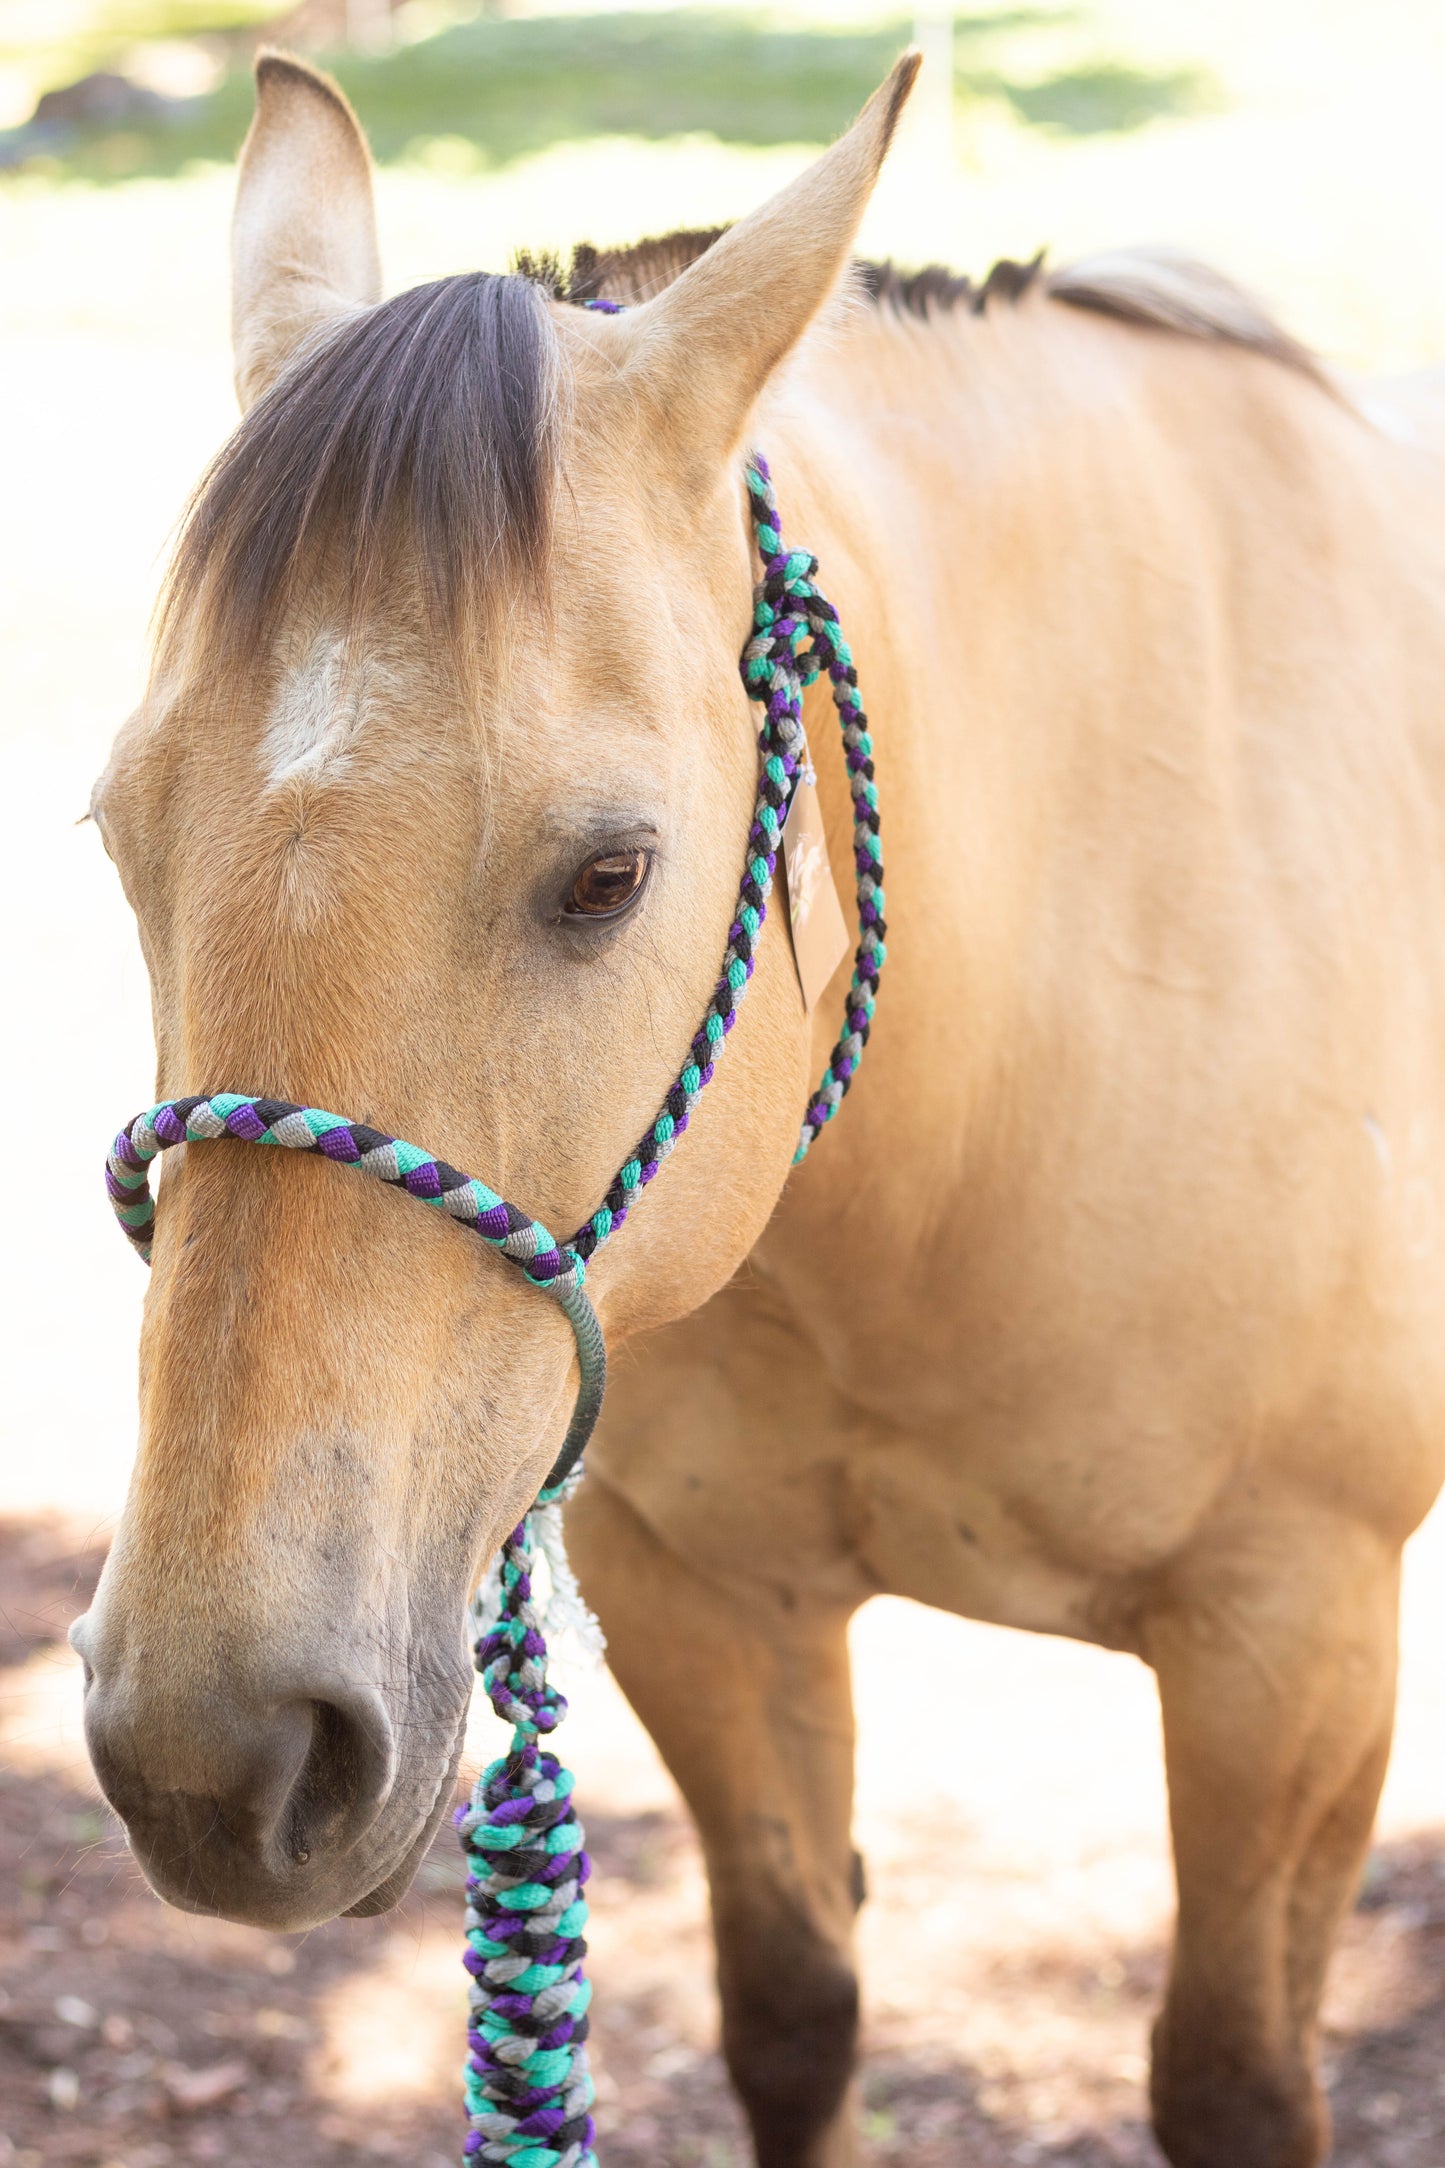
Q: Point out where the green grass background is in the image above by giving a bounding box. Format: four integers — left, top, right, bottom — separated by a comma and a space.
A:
2, 6, 1219, 182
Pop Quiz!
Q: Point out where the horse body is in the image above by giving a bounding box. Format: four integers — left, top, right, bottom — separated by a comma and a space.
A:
572, 278, 1445, 2166
76, 50, 1445, 2168
671, 285, 1445, 1635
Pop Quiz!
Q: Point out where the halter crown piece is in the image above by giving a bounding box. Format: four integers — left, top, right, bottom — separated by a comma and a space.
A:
105, 452, 884, 2168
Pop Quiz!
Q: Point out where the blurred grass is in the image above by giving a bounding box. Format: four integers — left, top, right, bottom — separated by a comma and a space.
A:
1, 7, 1219, 183
0, 0, 285, 78
0, 0, 284, 123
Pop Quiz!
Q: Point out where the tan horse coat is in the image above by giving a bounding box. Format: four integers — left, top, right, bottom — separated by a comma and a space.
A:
77, 51, 1445, 2168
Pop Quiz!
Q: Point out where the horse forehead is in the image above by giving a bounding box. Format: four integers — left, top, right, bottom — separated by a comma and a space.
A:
262, 632, 354, 785
260, 630, 431, 790
256, 615, 660, 791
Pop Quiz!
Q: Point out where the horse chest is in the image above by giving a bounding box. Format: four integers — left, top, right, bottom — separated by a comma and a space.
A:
834, 1420, 1214, 1653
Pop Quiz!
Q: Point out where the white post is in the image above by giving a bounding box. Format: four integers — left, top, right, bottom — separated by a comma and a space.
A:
912, 10, 956, 179
346, 0, 392, 55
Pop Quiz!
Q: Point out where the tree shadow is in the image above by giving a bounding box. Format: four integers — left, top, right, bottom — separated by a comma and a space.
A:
8, 1516, 1436, 2166
0, 9, 1221, 187
838, 1832, 1445, 2167
0, 1515, 106, 1669
0, 1755, 468, 2165
1324, 1831, 1445, 2164
0, 1512, 743, 2165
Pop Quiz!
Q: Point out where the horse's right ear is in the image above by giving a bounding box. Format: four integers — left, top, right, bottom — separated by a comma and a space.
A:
231, 52, 381, 412
606, 50, 921, 494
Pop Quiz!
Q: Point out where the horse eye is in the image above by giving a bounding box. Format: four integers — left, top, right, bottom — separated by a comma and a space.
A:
564, 848, 650, 921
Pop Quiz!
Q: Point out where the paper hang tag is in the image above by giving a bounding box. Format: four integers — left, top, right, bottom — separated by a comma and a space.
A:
778, 759, 851, 1013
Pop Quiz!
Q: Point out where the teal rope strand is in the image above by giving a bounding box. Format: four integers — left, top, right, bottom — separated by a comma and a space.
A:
105, 1094, 604, 1489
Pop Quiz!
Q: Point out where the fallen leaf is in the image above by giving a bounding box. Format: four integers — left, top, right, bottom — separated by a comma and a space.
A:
47, 2066, 79, 2112
160, 2059, 248, 2111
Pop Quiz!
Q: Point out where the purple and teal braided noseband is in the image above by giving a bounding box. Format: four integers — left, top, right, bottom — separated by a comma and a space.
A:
105, 454, 882, 2168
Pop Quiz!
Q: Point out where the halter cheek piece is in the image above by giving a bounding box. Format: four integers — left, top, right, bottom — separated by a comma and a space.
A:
105, 453, 883, 2168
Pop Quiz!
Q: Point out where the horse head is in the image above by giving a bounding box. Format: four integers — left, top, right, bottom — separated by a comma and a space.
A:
72, 49, 915, 1930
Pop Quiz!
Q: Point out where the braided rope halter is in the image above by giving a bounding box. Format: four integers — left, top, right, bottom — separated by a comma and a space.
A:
105, 453, 883, 2168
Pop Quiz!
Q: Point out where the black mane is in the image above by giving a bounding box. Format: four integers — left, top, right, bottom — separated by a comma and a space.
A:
163, 224, 1319, 673
164, 271, 557, 663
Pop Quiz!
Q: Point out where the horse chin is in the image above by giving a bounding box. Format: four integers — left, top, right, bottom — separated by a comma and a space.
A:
344, 1701, 470, 1918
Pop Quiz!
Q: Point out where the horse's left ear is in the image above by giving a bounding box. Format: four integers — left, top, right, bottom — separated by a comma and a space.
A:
613, 49, 921, 487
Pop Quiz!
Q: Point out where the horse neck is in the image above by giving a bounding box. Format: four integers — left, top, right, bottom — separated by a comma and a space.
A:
753, 301, 1056, 1160
748, 290, 1372, 1279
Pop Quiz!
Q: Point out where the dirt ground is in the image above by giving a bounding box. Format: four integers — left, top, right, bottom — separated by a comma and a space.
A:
2, 1514, 1444, 2168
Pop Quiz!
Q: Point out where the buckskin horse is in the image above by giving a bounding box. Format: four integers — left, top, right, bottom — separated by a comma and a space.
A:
75, 46, 1445, 2168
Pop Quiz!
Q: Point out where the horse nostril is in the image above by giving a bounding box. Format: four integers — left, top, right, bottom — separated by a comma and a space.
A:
78, 1655, 399, 1921
281, 1689, 396, 1867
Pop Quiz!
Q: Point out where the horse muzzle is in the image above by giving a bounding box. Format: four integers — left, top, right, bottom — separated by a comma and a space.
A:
69, 1605, 467, 1930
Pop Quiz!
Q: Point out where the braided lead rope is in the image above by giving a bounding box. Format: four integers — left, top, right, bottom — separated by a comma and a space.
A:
742, 455, 885, 1160
105, 1094, 605, 1484
566, 449, 884, 1269
104, 454, 882, 2168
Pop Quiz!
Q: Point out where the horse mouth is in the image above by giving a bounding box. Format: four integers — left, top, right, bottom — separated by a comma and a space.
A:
343, 1698, 470, 1917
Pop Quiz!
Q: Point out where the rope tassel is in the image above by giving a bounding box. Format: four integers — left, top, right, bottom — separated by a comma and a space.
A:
456, 1501, 597, 2168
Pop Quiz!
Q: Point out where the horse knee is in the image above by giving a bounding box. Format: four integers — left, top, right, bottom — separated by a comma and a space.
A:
1150, 2010, 1327, 2168
717, 1911, 859, 2168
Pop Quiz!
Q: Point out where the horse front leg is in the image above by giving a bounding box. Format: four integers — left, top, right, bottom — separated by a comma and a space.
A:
568, 1468, 863, 2168
1141, 1492, 1401, 2168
